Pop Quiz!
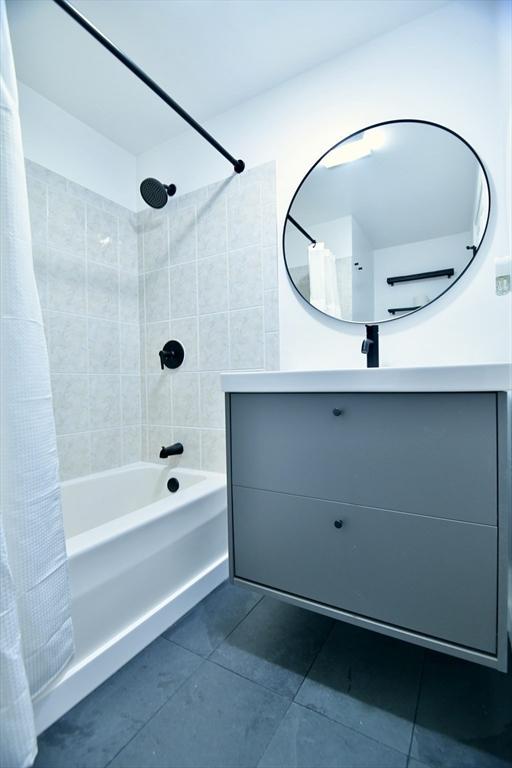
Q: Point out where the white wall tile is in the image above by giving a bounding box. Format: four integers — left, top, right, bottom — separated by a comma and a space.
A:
121, 375, 142, 426
172, 372, 200, 427
198, 254, 228, 314
262, 245, 278, 290
199, 313, 229, 371
90, 429, 122, 473
147, 373, 172, 426
143, 214, 168, 272
265, 332, 280, 371
170, 206, 196, 265
264, 289, 279, 332
86, 205, 118, 267
197, 195, 227, 258
119, 271, 139, 323
200, 372, 225, 428
120, 323, 140, 373
89, 374, 121, 429
51, 374, 89, 434
28, 161, 146, 481
122, 426, 142, 464
170, 262, 197, 319
229, 245, 263, 310
57, 433, 91, 479
227, 182, 261, 250
88, 318, 120, 372
48, 249, 86, 314
118, 214, 139, 273
261, 202, 277, 248
47, 311, 87, 373
48, 188, 85, 257
87, 261, 119, 320
200, 429, 226, 473
229, 307, 264, 369
144, 269, 170, 322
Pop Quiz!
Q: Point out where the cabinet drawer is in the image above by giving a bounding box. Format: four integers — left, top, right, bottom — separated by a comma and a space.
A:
232, 486, 497, 653
230, 392, 497, 524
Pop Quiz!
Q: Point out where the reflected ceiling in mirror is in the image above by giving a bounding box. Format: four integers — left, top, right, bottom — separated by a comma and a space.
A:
283, 120, 490, 324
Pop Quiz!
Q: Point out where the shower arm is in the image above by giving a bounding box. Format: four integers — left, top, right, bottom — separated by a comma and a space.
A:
51, 0, 245, 174
287, 215, 317, 247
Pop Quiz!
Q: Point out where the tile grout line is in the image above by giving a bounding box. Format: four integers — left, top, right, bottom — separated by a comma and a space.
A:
256, 698, 295, 768
292, 619, 337, 704
103, 653, 209, 768
292, 699, 410, 760
406, 649, 426, 765
206, 655, 294, 703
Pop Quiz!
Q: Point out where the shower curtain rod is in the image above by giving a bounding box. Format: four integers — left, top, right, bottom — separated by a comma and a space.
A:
52, 0, 245, 174
287, 215, 317, 246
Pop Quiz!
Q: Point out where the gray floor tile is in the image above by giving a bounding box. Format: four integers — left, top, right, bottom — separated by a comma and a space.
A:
109, 660, 290, 768
411, 651, 512, 767
258, 703, 407, 768
34, 638, 202, 768
296, 621, 423, 754
163, 580, 262, 657
211, 597, 333, 698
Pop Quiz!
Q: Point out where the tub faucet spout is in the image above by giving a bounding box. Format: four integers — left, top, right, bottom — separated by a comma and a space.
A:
159, 443, 184, 458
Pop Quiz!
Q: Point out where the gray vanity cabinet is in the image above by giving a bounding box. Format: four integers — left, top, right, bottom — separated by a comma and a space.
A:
226, 391, 511, 670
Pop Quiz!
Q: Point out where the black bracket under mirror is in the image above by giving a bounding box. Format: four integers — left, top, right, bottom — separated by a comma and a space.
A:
159, 340, 185, 370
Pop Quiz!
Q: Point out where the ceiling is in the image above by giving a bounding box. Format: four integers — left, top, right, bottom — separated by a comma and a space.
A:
7, 0, 447, 156
288, 122, 481, 249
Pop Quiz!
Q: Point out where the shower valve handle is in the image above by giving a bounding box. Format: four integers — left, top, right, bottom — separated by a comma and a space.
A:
159, 340, 185, 370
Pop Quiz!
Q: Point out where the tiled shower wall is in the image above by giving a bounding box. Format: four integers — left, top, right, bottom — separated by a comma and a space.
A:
26, 159, 279, 479
26, 159, 142, 480
139, 161, 279, 472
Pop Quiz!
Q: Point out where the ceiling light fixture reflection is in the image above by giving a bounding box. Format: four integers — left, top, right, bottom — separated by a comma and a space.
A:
323, 129, 385, 168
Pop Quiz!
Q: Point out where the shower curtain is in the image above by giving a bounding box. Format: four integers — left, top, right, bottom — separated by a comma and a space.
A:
0, 2, 74, 766
308, 242, 342, 318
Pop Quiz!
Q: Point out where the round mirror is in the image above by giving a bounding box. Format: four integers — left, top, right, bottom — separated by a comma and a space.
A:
283, 120, 490, 324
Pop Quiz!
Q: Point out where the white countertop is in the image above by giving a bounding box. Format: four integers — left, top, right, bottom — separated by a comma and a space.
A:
221, 363, 512, 393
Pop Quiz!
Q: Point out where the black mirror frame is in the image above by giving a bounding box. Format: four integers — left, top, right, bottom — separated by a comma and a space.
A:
282, 118, 491, 325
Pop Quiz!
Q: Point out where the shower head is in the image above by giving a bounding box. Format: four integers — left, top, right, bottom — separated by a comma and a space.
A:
140, 178, 177, 209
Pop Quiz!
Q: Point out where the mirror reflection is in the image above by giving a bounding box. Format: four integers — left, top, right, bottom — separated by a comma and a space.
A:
284, 120, 489, 324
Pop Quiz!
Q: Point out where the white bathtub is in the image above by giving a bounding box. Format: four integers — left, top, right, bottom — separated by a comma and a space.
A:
33, 462, 228, 734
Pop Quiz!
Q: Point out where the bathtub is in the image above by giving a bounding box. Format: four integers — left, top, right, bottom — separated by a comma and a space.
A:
33, 462, 228, 734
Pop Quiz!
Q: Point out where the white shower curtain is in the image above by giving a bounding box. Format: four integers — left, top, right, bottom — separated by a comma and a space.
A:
308, 242, 341, 318
0, 2, 74, 766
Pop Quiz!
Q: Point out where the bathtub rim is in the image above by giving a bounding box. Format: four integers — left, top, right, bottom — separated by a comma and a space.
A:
64, 462, 226, 557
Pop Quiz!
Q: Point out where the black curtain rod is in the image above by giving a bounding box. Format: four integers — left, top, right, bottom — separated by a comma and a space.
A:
52, 0, 245, 174
287, 215, 317, 246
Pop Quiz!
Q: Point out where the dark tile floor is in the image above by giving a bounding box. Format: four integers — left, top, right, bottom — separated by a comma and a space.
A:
34, 581, 512, 768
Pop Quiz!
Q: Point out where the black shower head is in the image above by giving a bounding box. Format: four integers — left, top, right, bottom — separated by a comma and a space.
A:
140, 178, 177, 209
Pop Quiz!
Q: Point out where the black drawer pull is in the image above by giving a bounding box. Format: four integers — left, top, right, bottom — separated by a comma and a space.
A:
332, 408, 343, 416
334, 520, 343, 529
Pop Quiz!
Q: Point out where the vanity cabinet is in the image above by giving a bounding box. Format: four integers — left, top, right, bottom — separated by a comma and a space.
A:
224, 384, 511, 671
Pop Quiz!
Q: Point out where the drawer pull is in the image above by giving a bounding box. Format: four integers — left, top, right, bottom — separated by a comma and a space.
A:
334, 519, 343, 529
332, 408, 344, 416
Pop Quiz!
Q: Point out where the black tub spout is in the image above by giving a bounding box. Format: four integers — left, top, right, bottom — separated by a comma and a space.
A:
159, 443, 184, 459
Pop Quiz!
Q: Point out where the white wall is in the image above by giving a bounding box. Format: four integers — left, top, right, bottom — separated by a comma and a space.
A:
18, 82, 137, 210
137, 0, 511, 369
373, 231, 471, 320
351, 218, 374, 322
